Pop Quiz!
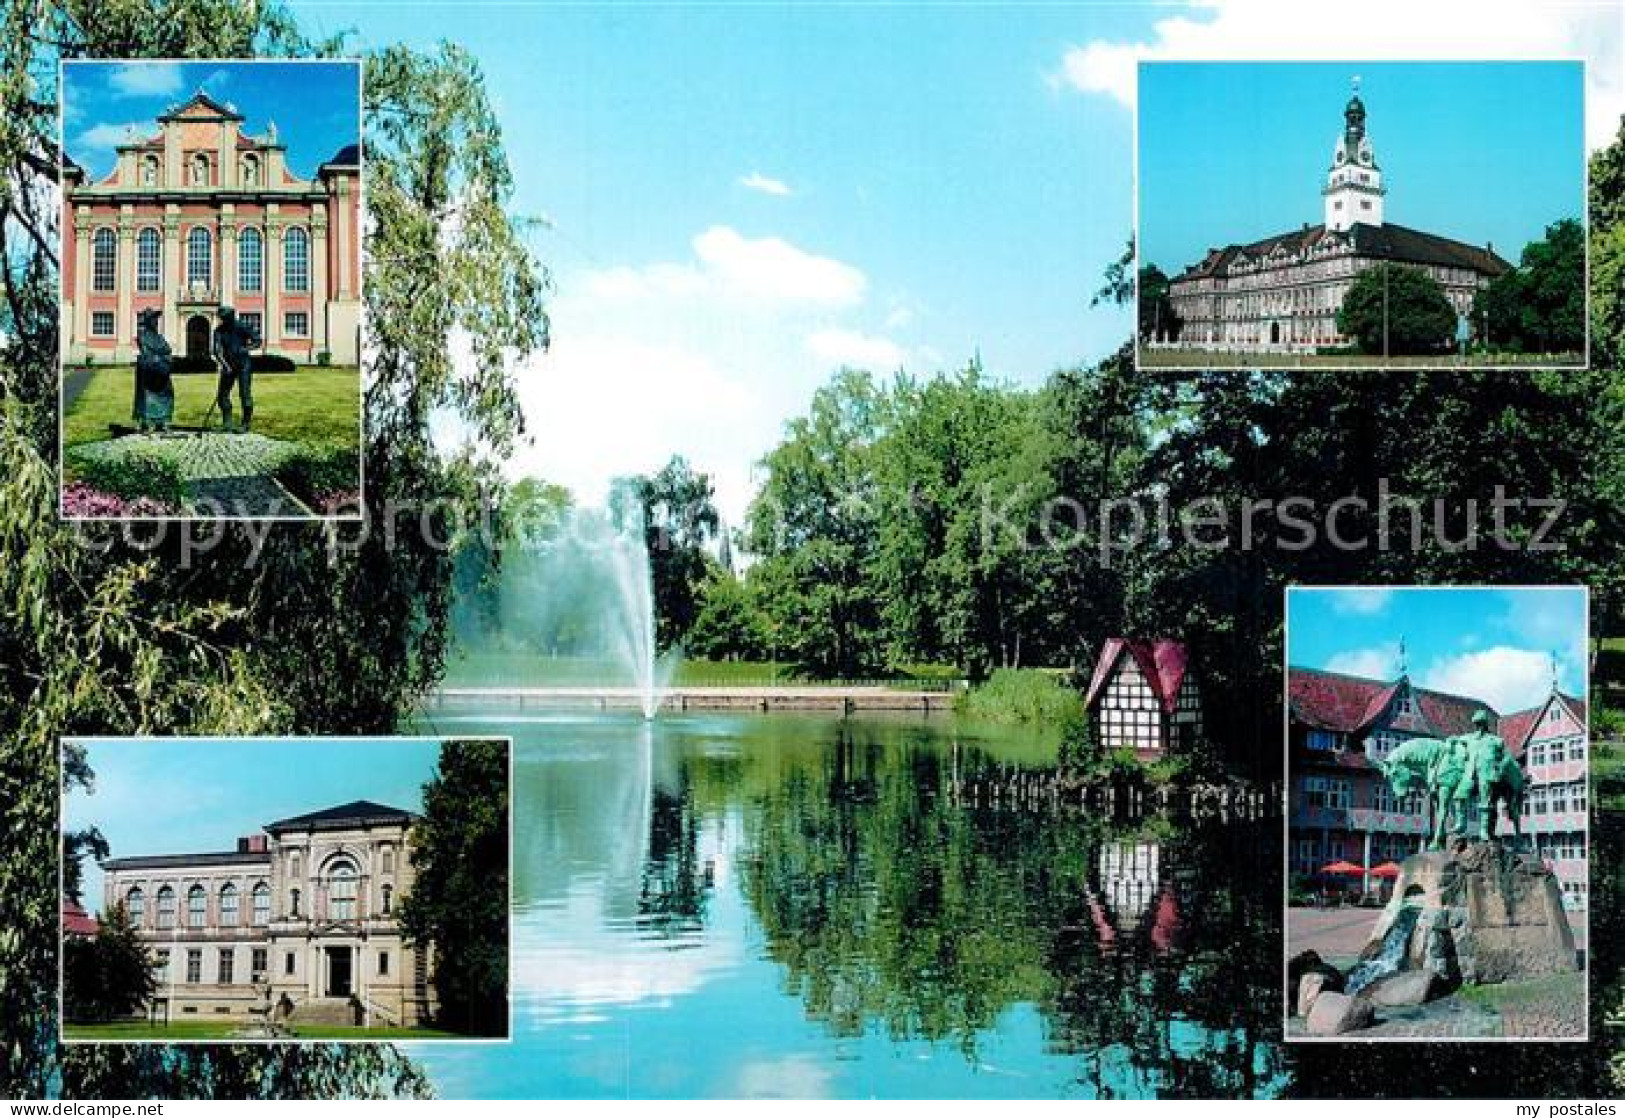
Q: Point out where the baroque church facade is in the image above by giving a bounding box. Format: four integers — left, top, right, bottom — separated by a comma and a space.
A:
1161, 84, 1509, 354
62, 90, 361, 366
100, 801, 434, 1028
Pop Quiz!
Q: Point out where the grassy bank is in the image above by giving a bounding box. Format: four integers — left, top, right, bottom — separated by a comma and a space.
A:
63, 366, 361, 452
955, 668, 1082, 725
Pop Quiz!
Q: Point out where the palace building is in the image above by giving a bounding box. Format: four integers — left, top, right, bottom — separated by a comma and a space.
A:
100, 800, 433, 1029
1287, 667, 1588, 912
1161, 83, 1509, 354
1084, 638, 1203, 761
62, 90, 361, 366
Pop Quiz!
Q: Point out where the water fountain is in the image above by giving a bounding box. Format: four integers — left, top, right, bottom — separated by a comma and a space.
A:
462, 506, 675, 718
1343, 902, 1420, 994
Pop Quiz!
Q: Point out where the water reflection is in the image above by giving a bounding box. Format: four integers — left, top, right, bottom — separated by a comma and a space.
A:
416, 712, 1288, 1099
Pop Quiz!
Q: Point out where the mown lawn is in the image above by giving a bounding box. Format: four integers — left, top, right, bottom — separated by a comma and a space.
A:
63, 1020, 465, 1041
62, 366, 360, 452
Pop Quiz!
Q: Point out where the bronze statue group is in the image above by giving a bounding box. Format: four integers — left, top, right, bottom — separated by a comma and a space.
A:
1375, 709, 1527, 851
131, 305, 261, 433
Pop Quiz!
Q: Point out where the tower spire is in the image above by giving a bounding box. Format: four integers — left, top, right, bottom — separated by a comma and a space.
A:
1397, 636, 1408, 678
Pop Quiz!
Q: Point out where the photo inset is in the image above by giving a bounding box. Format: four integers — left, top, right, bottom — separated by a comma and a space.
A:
60, 736, 510, 1042
1137, 61, 1586, 371
1284, 586, 1589, 1041
60, 59, 363, 519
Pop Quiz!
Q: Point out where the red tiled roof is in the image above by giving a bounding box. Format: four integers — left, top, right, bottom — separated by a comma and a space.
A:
63, 898, 97, 938
1288, 667, 1494, 738
1085, 638, 1191, 715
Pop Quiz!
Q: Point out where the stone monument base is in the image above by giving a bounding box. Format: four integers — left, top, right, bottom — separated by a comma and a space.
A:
1359, 838, 1577, 987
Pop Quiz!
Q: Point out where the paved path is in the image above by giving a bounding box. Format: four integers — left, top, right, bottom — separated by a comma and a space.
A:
61, 368, 95, 412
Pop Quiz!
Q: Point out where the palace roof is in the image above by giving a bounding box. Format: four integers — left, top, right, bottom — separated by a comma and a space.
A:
1499, 691, 1588, 756
62, 898, 98, 937
265, 800, 417, 834
1085, 637, 1191, 714
102, 848, 272, 872
1287, 666, 1493, 739
1173, 221, 1510, 283
158, 89, 244, 123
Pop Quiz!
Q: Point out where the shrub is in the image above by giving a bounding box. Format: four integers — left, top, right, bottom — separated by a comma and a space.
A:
171, 355, 217, 375
253, 354, 297, 373
956, 668, 1084, 726
276, 445, 360, 505
69, 447, 185, 507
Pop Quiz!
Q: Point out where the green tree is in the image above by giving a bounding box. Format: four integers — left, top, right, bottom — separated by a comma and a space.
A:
62, 903, 155, 1024
1336, 263, 1457, 355
1138, 263, 1181, 342
1472, 218, 1586, 354
399, 740, 510, 1037
611, 456, 720, 649
686, 574, 772, 661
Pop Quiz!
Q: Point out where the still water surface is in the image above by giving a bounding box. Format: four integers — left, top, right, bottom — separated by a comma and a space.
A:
411, 711, 1288, 1099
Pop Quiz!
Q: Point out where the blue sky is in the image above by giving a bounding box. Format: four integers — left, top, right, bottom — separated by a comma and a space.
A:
62, 60, 360, 180
279, 1, 1620, 523
1286, 586, 1588, 715
1139, 61, 1584, 277
63, 738, 439, 918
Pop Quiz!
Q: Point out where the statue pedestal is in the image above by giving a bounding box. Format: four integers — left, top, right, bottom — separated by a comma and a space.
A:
1361, 839, 1577, 986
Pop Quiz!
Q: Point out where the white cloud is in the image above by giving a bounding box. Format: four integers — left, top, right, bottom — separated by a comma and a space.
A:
107, 62, 184, 99
1052, 0, 1622, 149
584, 225, 866, 306
1419, 645, 1554, 713
74, 122, 153, 154
740, 171, 793, 197
805, 328, 906, 371
1328, 588, 1394, 616
1325, 644, 1401, 680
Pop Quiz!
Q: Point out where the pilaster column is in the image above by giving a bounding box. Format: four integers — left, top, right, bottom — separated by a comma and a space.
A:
220, 203, 238, 308
334, 178, 355, 299
115, 206, 135, 363
71, 211, 91, 361
265, 205, 282, 349
311, 212, 330, 354
161, 207, 181, 345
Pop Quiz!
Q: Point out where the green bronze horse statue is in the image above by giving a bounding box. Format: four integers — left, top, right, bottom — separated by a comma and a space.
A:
1375, 733, 1525, 848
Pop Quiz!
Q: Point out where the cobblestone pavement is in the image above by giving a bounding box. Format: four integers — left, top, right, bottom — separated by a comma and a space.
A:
1287, 906, 1382, 963
1288, 973, 1587, 1040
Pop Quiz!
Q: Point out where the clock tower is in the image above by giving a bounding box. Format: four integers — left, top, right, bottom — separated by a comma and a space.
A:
1322, 79, 1385, 232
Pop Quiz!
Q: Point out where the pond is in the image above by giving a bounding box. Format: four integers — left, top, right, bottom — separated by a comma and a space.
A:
407, 710, 1290, 1099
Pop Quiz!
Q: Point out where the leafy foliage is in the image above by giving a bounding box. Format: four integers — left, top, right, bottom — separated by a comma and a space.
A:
611, 456, 720, 649
1336, 263, 1456, 355
1472, 218, 1587, 354
398, 740, 511, 1037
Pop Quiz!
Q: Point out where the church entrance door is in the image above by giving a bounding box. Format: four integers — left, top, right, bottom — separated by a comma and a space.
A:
325, 946, 352, 997
186, 315, 211, 360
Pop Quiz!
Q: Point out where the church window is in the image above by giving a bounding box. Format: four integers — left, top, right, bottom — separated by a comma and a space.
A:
238, 228, 263, 292
136, 228, 161, 292
187, 227, 212, 288
92, 228, 116, 292
283, 227, 310, 292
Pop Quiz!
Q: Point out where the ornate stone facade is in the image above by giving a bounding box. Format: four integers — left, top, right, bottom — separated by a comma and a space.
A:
62, 90, 361, 366
101, 801, 432, 1028
1161, 85, 1508, 354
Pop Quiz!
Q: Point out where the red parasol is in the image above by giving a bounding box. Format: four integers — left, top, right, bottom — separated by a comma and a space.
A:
1318, 860, 1366, 876
1368, 861, 1403, 879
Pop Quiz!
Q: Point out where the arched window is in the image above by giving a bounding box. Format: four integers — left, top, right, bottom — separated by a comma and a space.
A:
136, 228, 161, 293
219, 883, 239, 926
92, 228, 116, 292
125, 887, 145, 928
191, 152, 210, 186
251, 881, 271, 927
241, 154, 259, 186
381, 884, 393, 916
237, 227, 263, 293
141, 155, 159, 186
186, 884, 206, 928
156, 885, 175, 930
187, 227, 212, 289
283, 227, 309, 293
328, 859, 358, 920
